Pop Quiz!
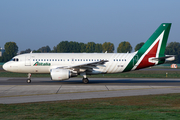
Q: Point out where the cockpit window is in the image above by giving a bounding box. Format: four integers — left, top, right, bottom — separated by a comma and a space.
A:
11, 58, 19, 62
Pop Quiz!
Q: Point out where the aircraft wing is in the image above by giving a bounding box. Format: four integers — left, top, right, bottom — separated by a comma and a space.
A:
56, 60, 109, 71
67, 60, 108, 69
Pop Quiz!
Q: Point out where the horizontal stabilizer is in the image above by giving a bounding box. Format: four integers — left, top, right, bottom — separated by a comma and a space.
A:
151, 55, 175, 61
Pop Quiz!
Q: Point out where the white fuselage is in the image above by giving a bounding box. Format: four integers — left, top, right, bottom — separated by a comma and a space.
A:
3, 52, 137, 74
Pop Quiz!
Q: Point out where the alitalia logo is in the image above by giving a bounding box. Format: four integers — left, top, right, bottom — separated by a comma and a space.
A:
33, 62, 51, 66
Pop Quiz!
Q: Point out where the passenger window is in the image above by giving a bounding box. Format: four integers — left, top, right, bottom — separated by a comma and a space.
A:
114, 59, 115, 61
44, 59, 46, 61
116, 59, 118, 61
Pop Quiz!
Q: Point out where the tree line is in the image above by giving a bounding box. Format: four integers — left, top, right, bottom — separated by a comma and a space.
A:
31, 41, 115, 53
0, 41, 180, 63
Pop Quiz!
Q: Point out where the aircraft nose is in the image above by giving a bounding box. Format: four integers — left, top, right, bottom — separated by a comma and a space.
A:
2, 63, 8, 71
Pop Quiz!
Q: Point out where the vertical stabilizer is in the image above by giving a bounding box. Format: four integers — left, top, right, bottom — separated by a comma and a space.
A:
124, 23, 171, 72
138, 23, 171, 58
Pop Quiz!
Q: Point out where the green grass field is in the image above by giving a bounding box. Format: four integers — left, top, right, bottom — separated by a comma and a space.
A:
1, 93, 180, 119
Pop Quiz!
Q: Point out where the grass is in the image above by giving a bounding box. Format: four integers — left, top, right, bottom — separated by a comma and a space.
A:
89, 69, 180, 78
1, 93, 180, 119
0, 70, 51, 77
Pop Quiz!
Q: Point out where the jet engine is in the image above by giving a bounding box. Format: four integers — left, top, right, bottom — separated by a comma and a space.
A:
50, 69, 77, 80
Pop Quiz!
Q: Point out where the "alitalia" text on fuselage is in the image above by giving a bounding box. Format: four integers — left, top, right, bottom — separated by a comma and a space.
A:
33, 62, 51, 66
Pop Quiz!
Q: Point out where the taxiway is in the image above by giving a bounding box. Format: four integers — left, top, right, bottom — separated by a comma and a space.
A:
0, 77, 180, 104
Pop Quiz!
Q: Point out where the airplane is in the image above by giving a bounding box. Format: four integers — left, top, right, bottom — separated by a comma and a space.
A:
3, 23, 175, 84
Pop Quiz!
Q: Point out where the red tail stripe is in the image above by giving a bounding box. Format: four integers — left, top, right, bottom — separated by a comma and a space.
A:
136, 40, 159, 69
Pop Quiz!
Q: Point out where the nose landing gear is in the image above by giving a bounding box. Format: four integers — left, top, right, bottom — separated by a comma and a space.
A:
27, 73, 31, 83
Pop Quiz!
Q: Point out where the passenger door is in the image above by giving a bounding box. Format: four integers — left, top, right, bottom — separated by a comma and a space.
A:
25, 55, 31, 66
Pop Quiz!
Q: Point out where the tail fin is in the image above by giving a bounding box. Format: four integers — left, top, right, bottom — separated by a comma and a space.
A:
124, 23, 171, 71
138, 23, 171, 58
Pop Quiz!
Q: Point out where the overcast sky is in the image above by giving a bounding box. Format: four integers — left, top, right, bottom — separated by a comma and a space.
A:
0, 0, 179, 52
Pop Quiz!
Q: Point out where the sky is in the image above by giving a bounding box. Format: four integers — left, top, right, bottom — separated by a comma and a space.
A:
0, 0, 180, 53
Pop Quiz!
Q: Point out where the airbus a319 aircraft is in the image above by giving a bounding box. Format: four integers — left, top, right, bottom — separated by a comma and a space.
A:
3, 23, 175, 83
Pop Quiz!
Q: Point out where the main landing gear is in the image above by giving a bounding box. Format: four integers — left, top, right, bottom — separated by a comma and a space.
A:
82, 74, 89, 84
27, 73, 31, 83
82, 78, 89, 84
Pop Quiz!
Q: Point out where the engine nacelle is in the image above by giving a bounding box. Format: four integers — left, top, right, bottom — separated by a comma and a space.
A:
50, 69, 77, 81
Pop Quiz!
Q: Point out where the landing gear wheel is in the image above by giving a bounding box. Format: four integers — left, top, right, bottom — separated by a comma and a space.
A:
82, 78, 89, 84
27, 73, 31, 83
27, 79, 31, 83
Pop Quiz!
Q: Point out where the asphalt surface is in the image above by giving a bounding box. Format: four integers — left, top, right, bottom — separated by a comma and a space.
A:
1, 77, 180, 104
1, 77, 180, 86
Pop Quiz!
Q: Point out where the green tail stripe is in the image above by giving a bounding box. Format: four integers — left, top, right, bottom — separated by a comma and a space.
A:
123, 23, 171, 72
159, 24, 171, 57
